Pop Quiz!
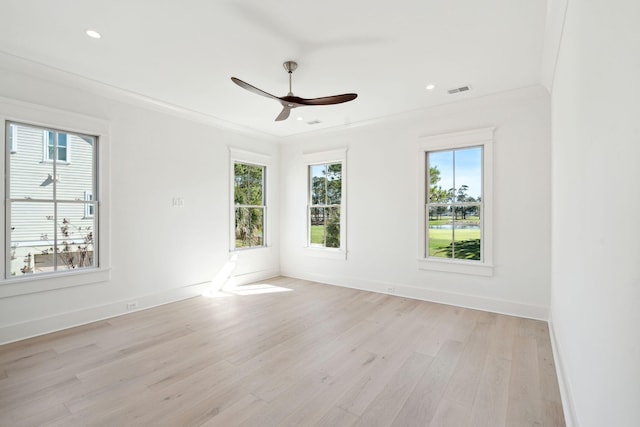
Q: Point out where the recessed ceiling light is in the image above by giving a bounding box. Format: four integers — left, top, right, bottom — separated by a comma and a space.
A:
296, 117, 303, 121
425, 84, 436, 90
85, 30, 102, 39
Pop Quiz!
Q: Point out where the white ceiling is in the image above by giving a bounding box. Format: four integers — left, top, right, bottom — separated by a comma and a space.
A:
0, 0, 547, 137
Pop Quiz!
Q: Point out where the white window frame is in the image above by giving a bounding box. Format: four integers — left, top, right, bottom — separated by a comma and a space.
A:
43, 130, 70, 163
417, 127, 494, 276
228, 148, 272, 252
303, 148, 347, 260
0, 97, 110, 298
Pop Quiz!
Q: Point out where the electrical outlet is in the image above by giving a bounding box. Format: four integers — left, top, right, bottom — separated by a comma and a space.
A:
126, 301, 139, 310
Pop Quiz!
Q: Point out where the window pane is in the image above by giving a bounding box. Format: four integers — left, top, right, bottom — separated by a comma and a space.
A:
57, 202, 96, 270
454, 147, 482, 202
325, 207, 341, 248
234, 163, 248, 205
310, 207, 325, 245
47, 131, 54, 160
57, 134, 95, 201
9, 202, 55, 276
310, 164, 326, 205
248, 165, 264, 205
57, 133, 68, 162
326, 163, 342, 205
10, 125, 54, 199
428, 206, 453, 258
428, 150, 454, 203
248, 207, 264, 246
235, 207, 250, 247
453, 207, 481, 260
8, 122, 17, 152
235, 207, 264, 248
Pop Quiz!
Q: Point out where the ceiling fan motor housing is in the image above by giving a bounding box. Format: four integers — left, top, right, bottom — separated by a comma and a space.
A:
283, 61, 298, 73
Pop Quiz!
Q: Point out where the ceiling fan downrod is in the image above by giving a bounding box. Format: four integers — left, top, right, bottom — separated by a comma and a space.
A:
283, 61, 297, 96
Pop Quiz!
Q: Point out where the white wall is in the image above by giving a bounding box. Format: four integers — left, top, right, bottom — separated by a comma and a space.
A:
549, 0, 640, 425
0, 55, 280, 343
280, 87, 552, 319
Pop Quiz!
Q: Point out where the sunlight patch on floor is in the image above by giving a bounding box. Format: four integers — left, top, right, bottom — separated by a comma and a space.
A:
201, 289, 233, 298
225, 283, 293, 296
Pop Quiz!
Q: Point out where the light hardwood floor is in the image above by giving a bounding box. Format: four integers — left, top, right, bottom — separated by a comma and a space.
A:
0, 277, 565, 426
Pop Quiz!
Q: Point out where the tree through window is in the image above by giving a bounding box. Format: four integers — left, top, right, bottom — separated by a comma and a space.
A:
233, 162, 266, 249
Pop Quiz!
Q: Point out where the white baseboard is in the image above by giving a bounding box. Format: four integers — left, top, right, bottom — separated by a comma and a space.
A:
0, 269, 280, 345
548, 319, 578, 427
0, 281, 210, 345
281, 270, 548, 320
224, 269, 280, 288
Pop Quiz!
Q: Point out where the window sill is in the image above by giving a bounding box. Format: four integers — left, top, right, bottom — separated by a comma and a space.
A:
0, 268, 111, 298
303, 247, 347, 260
417, 258, 493, 276
231, 245, 272, 253
40, 160, 71, 165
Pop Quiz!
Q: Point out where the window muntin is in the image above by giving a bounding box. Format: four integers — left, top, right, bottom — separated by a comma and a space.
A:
233, 162, 266, 249
6, 121, 97, 278
309, 162, 342, 248
426, 146, 483, 261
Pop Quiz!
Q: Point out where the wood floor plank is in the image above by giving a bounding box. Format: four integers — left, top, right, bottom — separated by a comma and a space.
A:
429, 398, 472, 427
487, 313, 518, 360
443, 322, 491, 406
199, 394, 268, 427
354, 352, 434, 427
314, 406, 359, 427
468, 355, 511, 427
336, 315, 433, 416
505, 334, 543, 426
391, 340, 464, 426
0, 277, 564, 427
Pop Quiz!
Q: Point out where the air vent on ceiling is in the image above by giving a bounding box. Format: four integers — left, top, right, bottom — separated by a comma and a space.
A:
307, 120, 322, 125
448, 85, 472, 95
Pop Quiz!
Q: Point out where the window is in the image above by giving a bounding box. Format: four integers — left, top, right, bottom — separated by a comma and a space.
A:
84, 191, 94, 218
44, 130, 69, 162
233, 162, 266, 249
418, 128, 493, 276
9, 124, 17, 153
303, 148, 347, 258
427, 147, 483, 260
6, 121, 98, 278
309, 162, 342, 248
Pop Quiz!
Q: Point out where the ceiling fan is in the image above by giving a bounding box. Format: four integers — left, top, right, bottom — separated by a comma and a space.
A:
231, 61, 358, 121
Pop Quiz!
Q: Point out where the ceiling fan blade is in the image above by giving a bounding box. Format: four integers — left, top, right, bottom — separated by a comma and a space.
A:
295, 93, 358, 106
275, 106, 291, 121
231, 77, 280, 101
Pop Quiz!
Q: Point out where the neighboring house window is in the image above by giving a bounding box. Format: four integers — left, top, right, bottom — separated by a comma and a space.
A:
8, 123, 17, 153
417, 128, 493, 276
233, 162, 266, 249
44, 130, 68, 162
303, 149, 347, 258
84, 191, 95, 218
5, 121, 98, 278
